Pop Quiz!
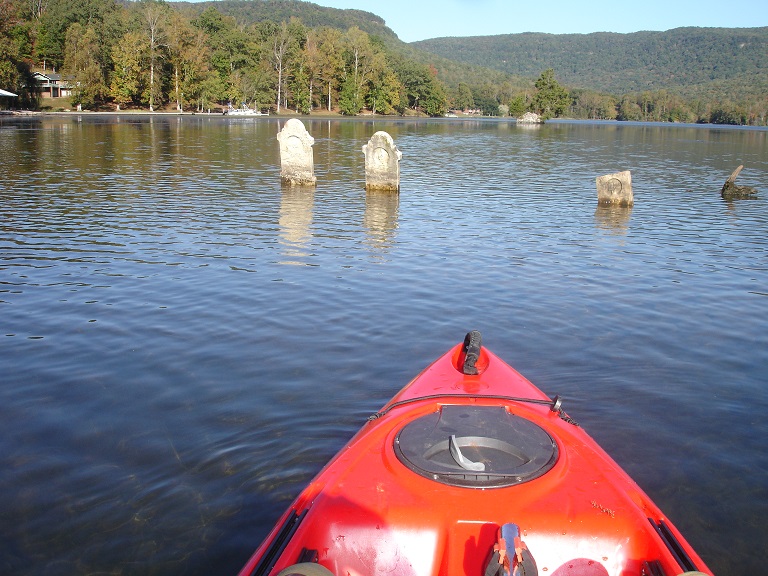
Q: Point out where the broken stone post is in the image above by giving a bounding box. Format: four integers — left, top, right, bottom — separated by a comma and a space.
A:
721, 165, 758, 199
596, 170, 633, 206
277, 118, 316, 186
362, 131, 402, 191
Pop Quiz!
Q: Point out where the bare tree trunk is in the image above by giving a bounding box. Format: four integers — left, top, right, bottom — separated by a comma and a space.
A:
144, 3, 165, 112
276, 65, 282, 113
272, 23, 291, 114
175, 65, 180, 110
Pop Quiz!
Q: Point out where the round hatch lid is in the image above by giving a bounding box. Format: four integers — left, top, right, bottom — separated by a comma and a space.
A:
394, 405, 558, 488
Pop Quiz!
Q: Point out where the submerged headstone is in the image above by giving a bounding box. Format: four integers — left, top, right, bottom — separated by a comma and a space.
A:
596, 170, 633, 207
277, 119, 316, 186
362, 131, 402, 191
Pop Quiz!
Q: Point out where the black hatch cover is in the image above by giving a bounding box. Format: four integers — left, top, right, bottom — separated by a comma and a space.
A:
394, 405, 558, 488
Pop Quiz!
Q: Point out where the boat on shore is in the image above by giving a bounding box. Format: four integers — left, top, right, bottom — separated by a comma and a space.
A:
226, 104, 268, 116
238, 331, 712, 576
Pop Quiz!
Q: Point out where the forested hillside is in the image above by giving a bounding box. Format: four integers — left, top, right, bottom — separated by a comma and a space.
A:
0, 0, 450, 115
413, 27, 768, 101
1, 0, 766, 125
172, 0, 397, 41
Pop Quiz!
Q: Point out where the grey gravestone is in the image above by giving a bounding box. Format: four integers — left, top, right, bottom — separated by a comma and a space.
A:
362, 131, 402, 191
596, 170, 633, 206
277, 119, 316, 186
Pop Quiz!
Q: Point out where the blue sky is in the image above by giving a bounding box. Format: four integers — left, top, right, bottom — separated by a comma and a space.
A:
313, 0, 768, 42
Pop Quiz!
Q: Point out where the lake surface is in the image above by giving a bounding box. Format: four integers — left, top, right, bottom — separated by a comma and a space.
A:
1, 115, 766, 575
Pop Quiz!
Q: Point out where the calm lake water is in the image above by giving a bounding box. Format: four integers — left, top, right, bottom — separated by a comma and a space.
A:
1, 115, 766, 575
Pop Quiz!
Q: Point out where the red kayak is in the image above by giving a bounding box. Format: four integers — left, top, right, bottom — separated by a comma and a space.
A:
238, 332, 712, 576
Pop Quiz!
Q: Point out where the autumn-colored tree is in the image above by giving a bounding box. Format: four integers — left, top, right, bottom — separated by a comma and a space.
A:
138, 0, 169, 111
313, 27, 343, 111
63, 22, 107, 108
110, 31, 144, 107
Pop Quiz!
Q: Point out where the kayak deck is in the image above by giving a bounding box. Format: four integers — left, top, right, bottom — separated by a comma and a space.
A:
239, 334, 711, 576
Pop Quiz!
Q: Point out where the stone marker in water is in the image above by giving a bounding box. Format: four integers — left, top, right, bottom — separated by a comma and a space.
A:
721, 165, 758, 199
362, 131, 402, 191
277, 118, 316, 186
596, 170, 633, 206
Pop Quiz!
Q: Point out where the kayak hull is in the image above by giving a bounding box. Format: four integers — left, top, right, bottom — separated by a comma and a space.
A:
238, 335, 711, 576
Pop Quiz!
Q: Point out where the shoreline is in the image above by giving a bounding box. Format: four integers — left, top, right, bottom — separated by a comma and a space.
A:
1, 109, 467, 119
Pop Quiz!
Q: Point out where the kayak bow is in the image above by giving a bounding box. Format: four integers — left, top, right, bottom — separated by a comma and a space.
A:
238, 331, 712, 576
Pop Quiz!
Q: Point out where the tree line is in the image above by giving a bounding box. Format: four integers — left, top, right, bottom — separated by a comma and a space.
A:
2, 0, 764, 125
463, 80, 767, 126
0, 0, 642, 121
413, 27, 768, 126
1, 0, 451, 115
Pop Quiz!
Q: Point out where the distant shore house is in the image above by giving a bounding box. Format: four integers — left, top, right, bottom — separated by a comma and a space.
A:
1, 88, 18, 110
34, 72, 71, 98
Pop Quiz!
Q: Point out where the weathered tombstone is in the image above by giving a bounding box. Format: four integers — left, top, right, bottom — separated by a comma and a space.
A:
277, 118, 316, 186
362, 131, 402, 191
596, 170, 633, 207
721, 165, 758, 199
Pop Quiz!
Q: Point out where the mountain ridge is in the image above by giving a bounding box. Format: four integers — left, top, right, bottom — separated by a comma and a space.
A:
410, 27, 768, 99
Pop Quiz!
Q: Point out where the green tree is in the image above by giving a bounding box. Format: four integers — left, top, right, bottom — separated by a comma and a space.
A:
35, 0, 119, 71
471, 83, 499, 116
337, 73, 359, 115
616, 95, 642, 121
168, 15, 220, 111
508, 94, 528, 117
0, 0, 39, 108
452, 82, 474, 111
63, 22, 107, 108
110, 30, 144, 107
420, 73, 447, 117
266, 20, 299, 113
34, 21, 60, 70
394, 58, 447, 116
138, 0, 169, 111
366, 66, 400, 115
288, 57, 310, 113
312, 26, 343, 111
571, 89, 616, 120
531, 68, 570, 119
167, 11, 193, 111
339, 27, 377, 115
194, 6, 250, 106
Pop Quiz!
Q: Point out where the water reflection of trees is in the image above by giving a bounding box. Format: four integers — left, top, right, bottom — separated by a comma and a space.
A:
364, 190, 398, 253
594, 204, 632, 234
